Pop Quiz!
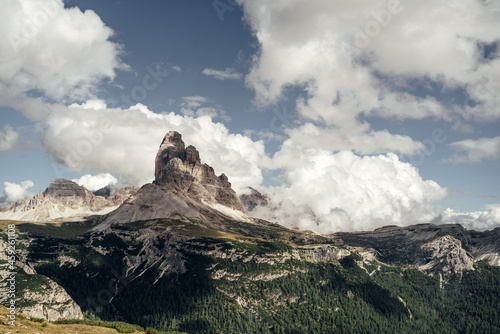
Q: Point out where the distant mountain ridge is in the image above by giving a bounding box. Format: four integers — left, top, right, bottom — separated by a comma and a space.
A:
336, 223, 500, 277
0, 179, 136, 222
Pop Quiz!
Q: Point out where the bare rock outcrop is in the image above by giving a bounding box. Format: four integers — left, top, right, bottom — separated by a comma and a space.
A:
418, 235, 474, 277
154, 131, 243, 211
336, 223, 492, 277
0, 237, 83, 321
17, 280, 84, 321
300, 245, 351, 263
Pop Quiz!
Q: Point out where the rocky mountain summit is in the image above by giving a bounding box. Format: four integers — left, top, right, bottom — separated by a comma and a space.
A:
0, 179, 135, 222
97, 131, 249, 230
154, 131, 243, 211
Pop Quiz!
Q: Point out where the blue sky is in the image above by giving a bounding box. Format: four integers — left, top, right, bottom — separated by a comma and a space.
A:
0, 0, 499, 232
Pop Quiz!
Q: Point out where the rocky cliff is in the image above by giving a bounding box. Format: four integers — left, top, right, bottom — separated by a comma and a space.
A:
0, 238, 83, 321
418, 235, 474, 277
154, 131, 243, 211
97, 131, 248, 230
15, 279, 84, 322
240, 187, 269, 213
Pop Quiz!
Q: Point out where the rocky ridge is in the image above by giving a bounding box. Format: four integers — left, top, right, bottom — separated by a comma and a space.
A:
0, 179, 136, 222
240, 187, 269, 213
335, 223, 500, 277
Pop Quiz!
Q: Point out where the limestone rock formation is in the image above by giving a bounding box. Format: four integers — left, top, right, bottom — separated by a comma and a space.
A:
154, 131, 243, 211
17, 280, 84, 321
97, 131, 247, 230
418, 235, 474, 277
43, 178, 87, 198
300, 245, 351, 263
0, 239, 83, 322
0, 179, 136, 222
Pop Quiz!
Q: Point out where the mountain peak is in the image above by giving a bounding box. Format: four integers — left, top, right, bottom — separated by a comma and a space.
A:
155, 131, 200, 183
99, 131, 245, 230
43, 179, 87, 198
153, 131, 243, 211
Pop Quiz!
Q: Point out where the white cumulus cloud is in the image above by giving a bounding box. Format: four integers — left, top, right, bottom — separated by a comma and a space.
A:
440, 204, 500, 231
251, 139, 447, 233
286, 123, 425, 155
1, 180, 34, 205
72, 173, 118, 191
237, 0, 500, 155
42, 101, 268, 193
0, 0, 127, 102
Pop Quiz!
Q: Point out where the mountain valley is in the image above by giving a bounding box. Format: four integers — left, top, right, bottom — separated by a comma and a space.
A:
1, 131, 499, 334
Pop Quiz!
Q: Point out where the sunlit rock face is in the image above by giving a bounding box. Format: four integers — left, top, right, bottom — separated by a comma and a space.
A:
418, 235, 474, 277
154, 131, 243, 211
97, 131, 247, 231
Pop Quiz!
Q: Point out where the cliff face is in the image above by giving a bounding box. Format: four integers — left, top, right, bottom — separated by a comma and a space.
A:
98, 131, 247, 230
43, 178, 88, 198
154, 131, 244, 211
300, 245, 351, 263
418, 235, 474, 276
0, 238, 83, 322
16, 280, 84, 322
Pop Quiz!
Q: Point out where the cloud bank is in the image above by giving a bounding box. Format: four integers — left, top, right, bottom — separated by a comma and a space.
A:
251, 140, 446, 232
441, 204, 500, 231
238, 0, 500, 152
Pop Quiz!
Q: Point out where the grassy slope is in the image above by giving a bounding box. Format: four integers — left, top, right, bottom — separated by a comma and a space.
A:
0, 306, 149, 334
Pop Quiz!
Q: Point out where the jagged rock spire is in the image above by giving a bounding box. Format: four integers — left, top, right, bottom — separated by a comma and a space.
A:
153, 131, 243, 211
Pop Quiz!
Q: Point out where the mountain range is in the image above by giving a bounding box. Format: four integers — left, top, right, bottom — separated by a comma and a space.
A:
1, 131, 499, 333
